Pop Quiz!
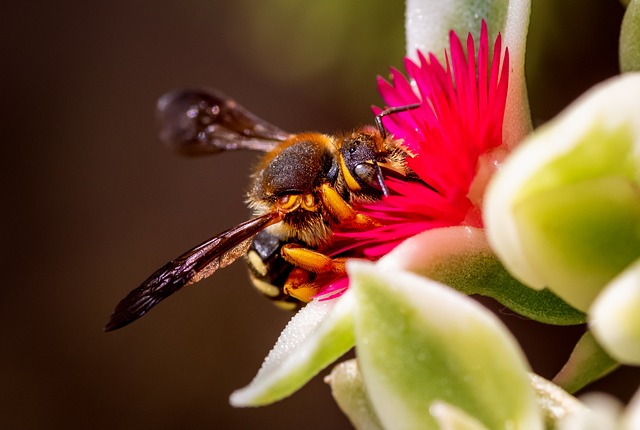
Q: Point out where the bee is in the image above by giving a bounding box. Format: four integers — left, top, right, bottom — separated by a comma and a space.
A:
104, 88, 421, 331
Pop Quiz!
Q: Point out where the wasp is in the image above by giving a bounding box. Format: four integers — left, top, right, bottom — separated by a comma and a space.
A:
104, 89, 421, 331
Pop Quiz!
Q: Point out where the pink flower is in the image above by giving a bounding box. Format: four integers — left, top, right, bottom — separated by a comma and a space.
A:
318, 21, 510, 299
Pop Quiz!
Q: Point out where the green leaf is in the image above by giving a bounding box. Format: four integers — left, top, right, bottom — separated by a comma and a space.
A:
591, 258, 640, 364
405, 0, 532, 148
380, 227, 585, 325
349, 261, 542, 430
405, 0, 509, 61
515, 173, 640, 311
552, 331, 619, 394
485, 74, 640, 311
528, 373, 588, 429
430, 402, 490, 430
326, 359, 384, 430
230, 293, 355, 406
621, 0, 640, 72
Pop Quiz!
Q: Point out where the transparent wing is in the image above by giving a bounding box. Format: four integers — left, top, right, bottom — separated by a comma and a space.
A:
157, 88, 292, 155
105, 211, 283, 331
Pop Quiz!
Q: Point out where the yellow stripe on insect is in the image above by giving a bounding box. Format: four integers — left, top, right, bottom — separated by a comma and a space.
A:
339, 153, 361, 192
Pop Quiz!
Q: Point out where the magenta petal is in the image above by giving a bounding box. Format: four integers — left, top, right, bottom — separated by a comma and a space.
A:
326, 21, 510, 295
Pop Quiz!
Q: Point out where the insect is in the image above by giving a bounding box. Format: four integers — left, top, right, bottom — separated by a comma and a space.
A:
104, 88, 421, 332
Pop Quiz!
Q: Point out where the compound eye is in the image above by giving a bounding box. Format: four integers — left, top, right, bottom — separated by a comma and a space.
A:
354, 163, 381, 190
276, 194, 301, 212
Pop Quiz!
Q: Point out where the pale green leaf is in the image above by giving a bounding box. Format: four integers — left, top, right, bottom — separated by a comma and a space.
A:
485, 74, 640, 311
558, 393, 623, 430
430, 401, 490, 430
621, 0, 640, 72
379, 226, 585, 325
349, 261, 542, 430
528, 373, 588, 429
326, 359, 384, 430
552, 331, 619, 394
230, 293, 355, 406
405, 0, 532, 147
623, 387, 640, 430
591, 258, 640, 364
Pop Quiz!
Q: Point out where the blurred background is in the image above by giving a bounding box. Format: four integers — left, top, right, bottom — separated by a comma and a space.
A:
2, 0, 637, 428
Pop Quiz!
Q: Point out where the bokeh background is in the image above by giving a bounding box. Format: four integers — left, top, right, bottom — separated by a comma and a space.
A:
2, 0, 638, 428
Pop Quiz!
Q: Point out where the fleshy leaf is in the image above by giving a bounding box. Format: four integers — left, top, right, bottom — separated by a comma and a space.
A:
552, 331, 619, 394
325, 359, 384, 430
485, 74, 640, 312
559, 393, 624, 430
590, 258, 640, 364
349, 261, 542, 430
623, 387, 640, 430
230, 292, 355, 406
621, 0, 640, 72
405, 0, 532, 148
529, 373, 588, 429
430, 401, 490, 430
405, 0, 509, 61
379, 226, 585, 325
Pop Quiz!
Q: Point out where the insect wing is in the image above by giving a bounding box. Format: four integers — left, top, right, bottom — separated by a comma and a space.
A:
157, 88, 292, 155
105, 212, 283, 331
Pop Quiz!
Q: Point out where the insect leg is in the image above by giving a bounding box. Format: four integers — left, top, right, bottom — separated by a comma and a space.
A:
282, 268, 316, 302
280, 244, 345, 274
319, 184, 380, 230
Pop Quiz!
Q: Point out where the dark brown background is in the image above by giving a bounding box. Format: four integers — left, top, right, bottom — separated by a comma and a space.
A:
2, 1, 635, 429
